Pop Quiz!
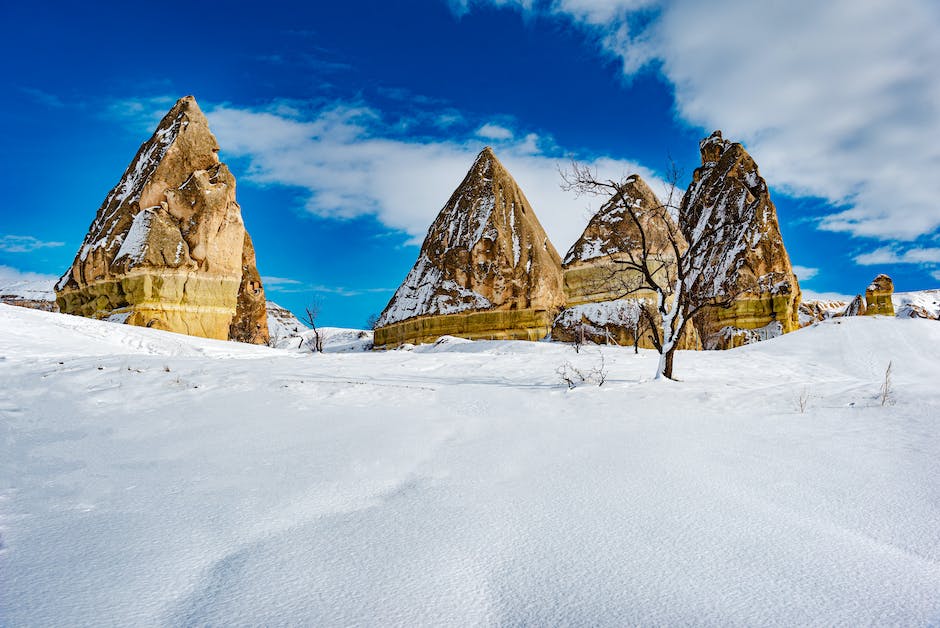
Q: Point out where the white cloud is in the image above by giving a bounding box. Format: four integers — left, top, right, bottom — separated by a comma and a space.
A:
0, 235, 64, 253
261, 273, 392, 297
932, 269, 940, 282
260, 276, 303, 287
476, 123, 514, 140
791, 265, 818, 282
463, 0, 940, 243
0, 265, 57, 284
206, 101, 665, 254
855, 246, 940, 266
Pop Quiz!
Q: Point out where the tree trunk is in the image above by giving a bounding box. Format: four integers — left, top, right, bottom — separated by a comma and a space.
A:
663, 348, 676, 380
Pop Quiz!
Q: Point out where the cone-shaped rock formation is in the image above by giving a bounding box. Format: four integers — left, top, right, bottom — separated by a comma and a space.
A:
55, 96, 269, 343
681, 131, 801, 349
554, 174, 700, 350
374, 147, 565, 348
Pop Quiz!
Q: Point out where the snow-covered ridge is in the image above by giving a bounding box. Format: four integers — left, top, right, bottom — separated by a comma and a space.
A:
894, 289, 940, 319
0, 268, 56, 302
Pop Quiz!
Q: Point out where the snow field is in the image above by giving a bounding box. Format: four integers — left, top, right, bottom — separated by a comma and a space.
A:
1, 304, 939, 625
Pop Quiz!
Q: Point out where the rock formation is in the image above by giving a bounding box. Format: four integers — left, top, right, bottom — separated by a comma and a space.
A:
681, 131, 802, 349
798, 298, 851, 325
894, 289, 940, 320
553, 174, 700, 350
562, 175, 676, 306
0, 275, 57, 312
864, 274, 895, 316
845, 294, 867, 317
266, 301, 309, 347
374, 147, 565, 348
55, 96, 269, 343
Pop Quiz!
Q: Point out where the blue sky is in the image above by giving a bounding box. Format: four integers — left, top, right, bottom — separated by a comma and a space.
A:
3, 0, 939, 326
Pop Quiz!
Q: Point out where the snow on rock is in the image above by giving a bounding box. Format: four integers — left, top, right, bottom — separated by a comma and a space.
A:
709, 320, 784, 348
265, 301, 309, 346
894, 289, 940, 320
375, 147, 565, 347
680, 131, 802, 348
113, 208, 153, 263
55, 96, 269, 344
377, 255, 492, 325
798, 298, 849, 326
2, 305, 940, 625
0, 267, 56, 309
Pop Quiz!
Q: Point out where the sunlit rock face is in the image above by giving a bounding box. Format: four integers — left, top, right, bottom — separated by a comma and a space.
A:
55, 96, 268, 343
864, 274, 895, 316
554, 174, 699, 350
374, 147, 565, 348
681, 131, 802, 349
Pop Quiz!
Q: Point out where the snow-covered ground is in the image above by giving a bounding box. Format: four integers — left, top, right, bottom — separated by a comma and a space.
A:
1, 304, 939, 625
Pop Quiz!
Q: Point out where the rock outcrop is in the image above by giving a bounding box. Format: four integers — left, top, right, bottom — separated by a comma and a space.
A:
553, 174, 700, 350
266, 301, 309, 347
864, 274, 895, 316
55, 96, 269, 343
845, 294, 867, 317
562, 175, 677, 306
894, 289, 940, 320
681, 131, 801, 349
798, 298, 850, 325
374, 147, 565, 348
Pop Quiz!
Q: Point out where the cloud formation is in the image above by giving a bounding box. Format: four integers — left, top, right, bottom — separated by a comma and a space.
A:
791, 266, 819, 282
206, 101, 666, 253
456, 0, 940, 244
261, 274, 391, 298
855, 247, 940, 266
0, 235, 64, 253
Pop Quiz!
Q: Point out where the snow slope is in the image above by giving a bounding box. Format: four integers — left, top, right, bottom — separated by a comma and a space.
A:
1, 305, 939, 626
894, 289, 940, 319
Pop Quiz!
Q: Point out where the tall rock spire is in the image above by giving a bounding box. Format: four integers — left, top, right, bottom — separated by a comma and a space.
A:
55, 96, 269, 343
374, 147, 565, 347
681, 131, 801, 349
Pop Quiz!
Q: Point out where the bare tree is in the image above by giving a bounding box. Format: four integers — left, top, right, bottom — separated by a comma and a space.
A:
561, 161, 755, 380
303, 301, 324, 353
572, 321, 586, 353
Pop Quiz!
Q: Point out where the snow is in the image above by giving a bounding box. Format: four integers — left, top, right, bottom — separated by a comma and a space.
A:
377, 255, 491, 326
58, 107, 188, 291
894, 289, 940, 319
265, 301, 309, 346
708, 320, 784, 349
113, 208, 153, 263
2, 304, 940, 625
0, 267, 56, 302
555, 299, 642, 330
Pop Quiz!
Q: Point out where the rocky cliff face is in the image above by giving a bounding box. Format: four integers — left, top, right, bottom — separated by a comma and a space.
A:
55, 96, 269, 343
681, 131, 801, 349
554, 174, 699, 350
865, 274, 895, 316
374, 147, 565, 347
